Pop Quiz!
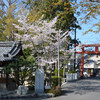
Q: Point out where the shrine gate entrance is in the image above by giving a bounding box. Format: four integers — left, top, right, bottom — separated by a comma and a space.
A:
75, 44, 100, 78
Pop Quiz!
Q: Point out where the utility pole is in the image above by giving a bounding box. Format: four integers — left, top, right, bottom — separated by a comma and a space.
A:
74, 0, 77, 71
74, 26, 76, 71
57, 32, 60, 86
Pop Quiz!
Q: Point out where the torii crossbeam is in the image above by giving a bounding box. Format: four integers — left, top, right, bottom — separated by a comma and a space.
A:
75, 44, 100, 78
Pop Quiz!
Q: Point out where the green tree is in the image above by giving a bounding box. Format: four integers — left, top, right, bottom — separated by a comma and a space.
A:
0, 0, 6, 40
0, 17, 6, 40
4, 4, 18, 40
26, 0, 77, 31
0, 0, 20, 41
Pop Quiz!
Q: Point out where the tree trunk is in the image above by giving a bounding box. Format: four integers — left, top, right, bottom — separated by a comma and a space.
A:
6, 73, 9, 89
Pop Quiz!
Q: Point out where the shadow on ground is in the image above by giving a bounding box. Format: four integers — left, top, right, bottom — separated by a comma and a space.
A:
62, 76, 100, 95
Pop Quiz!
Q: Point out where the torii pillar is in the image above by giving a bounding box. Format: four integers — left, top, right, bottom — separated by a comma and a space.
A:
75, 44, 100, 78
81, 46, 84, 78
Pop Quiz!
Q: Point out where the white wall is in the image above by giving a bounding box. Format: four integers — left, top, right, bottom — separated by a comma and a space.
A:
84, 55, 100, 69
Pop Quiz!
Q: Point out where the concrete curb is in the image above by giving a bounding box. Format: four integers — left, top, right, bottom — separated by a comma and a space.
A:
0, 92, 54, 99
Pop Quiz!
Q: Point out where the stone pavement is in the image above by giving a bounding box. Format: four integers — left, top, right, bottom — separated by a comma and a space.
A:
0, 90, 54, 99
45, 76, 100, 100
1, 77, 100, 100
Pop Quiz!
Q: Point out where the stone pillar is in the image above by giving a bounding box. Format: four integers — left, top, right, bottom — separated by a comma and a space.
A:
35, 69, 44, 93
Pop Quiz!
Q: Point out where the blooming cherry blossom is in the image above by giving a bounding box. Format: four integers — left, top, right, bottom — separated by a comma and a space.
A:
13, 9, 80, 66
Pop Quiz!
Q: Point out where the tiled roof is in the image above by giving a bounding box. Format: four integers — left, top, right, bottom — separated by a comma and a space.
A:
0, 41, 22, 61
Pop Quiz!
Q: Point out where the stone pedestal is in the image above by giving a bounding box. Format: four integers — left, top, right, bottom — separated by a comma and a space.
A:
17, 85, 28, 95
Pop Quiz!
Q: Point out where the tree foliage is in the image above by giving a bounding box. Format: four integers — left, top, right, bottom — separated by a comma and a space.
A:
0, 0, 19, 41
13, 10, 74, 67
4, 47, 37, 86
4, 4, 18, 40
27, 0, 77, 31
0, 17, 6, 40
77, 0, 100, 34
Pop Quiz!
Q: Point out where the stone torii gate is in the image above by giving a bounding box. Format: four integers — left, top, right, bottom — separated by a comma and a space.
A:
75, 44, 100, 78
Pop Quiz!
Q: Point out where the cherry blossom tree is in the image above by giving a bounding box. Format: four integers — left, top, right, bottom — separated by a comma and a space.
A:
13, 9, 82, 86
13, 9, 81, 72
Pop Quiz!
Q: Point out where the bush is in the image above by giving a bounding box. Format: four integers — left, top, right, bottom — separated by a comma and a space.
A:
68, 68, 76, 74
45, 76, 62, 96
68, 71, 76, 74
54, 69, 63, 77
55, 86, 62, 96
45, 86, 62, 96
51, 76, 62, 88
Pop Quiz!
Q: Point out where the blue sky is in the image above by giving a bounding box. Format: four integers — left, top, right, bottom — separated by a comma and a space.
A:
70, 0, 100, 44
75, 17, 100, 44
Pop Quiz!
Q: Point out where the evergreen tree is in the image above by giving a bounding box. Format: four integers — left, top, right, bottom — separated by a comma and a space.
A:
0, 17, 7, 41
0, 0, 19, 41
26, 0, 77, 31
4, 4, 18, 40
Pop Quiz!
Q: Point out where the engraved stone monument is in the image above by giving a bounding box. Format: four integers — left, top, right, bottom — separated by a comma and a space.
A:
35, 69, 44, 93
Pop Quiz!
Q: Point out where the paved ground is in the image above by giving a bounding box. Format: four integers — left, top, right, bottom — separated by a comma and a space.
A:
3, 77, 100, 100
